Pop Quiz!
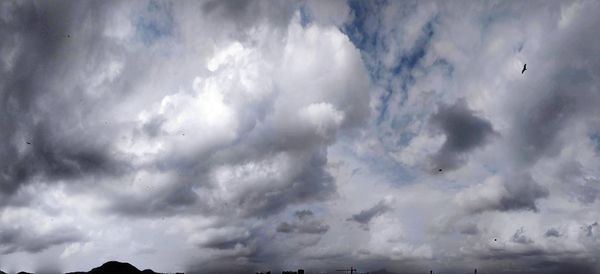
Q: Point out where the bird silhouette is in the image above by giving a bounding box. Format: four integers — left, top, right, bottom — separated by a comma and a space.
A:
521, 64, 527, 74
26, 142, 31, 145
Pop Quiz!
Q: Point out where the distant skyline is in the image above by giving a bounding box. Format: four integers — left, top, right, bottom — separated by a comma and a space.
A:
1, 1, 600, 274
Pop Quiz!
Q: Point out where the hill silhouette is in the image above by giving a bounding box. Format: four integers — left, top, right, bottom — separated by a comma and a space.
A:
0, 261, 181, 274
90, 261, 142, 274
68, 261, 170, 274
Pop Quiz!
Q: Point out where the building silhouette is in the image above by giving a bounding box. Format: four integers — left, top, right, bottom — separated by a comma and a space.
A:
282, 269, 303, 274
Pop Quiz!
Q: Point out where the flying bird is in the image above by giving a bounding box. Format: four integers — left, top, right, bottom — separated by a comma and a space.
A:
26, 141, 31, 145
521, 64, 527, 74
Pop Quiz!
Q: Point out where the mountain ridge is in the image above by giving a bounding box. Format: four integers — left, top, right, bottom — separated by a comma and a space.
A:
1, 261, 183, 274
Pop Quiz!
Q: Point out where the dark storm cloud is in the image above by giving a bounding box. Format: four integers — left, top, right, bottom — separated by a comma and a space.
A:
477, 255, 599, 274
234, 150, 337, 218
140, 116, 166, 138
3, 1, 600, 273
201, 0, 295, 34
197, 232, 251, 250
544, 228, 561, 238
106, 145, 337, 219
347, 199, 390, 228
0, 226, 84, 254
460, 173, 549, 214
275, 222, 294, 233
1, 124, 124, 193
497, 174, 549, 212
294, 209, 314, 219
510, 80, 591, 166
0, 1, 127, 200
276, 210, 329, 234
582, 222, 598, 237
558, 161, 600, 205
106, 180, 201, 217
459, 223, 479, 236
512, 227, 534, 245
430, 99, 495, 170
507, 3, 600, 167
276, 221, 329, 234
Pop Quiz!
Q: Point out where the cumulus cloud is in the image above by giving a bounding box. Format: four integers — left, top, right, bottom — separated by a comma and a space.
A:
0, 226, 84, 254
2, 1, 600, 273
456, 173, 549, 214
347, 199, 392, 229
511, 227, 534, 245
429, 99, 496, 171
276, 210, 329, 235
544, 228, 561, 238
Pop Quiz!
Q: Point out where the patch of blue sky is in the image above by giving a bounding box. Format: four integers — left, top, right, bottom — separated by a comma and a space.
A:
343, 1, 440, 127
390, 115, 417, 145
343, 0, 389, 61
340, 1, 455, 185
332, 138, 417, 185
376, 19, 436, 126
298, 3, 311, 27
134, 1, 174, 46
390, 20, 435, 75
591, 133, 600, 153
366, 152, 417, 184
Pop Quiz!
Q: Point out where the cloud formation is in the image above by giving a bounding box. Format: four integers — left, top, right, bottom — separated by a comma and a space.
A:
276, 210, 329, 235
347, 199, 391, 229
430, 99, 496, 170
1, 1, 600, 274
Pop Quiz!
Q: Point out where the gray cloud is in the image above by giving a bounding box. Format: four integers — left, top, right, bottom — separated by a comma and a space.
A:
195, 229, 252, 250
276, 210, 329, 235
2, 1, 600, 273
458, 172, 549, 214
0, 226, 84, 254
505, 3, 600, 169
498, 174, 549, 213
582, 222, 598, 238
430, 99, 496, 171
0, 1, 127, 199
558, 161, 600, 205
459, 223, 480, 236
545, 228, 561, 238
512, 227, 534, 245
347, 200, 391, 228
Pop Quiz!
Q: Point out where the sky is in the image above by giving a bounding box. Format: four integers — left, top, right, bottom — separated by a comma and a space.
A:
1, 1, 600, 273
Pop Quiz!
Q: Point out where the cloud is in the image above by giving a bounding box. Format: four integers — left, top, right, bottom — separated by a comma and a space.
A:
456, 173, 549, 214
582, 222, 599, 238
557, 161, 600, 205
276, 210, 329, 235
511, 227, 534, 245
0, 226, 85, 254
544, 228, 561, 238
0, 0, 128, 199
429, 99, 496, 171
347, 199, 392, 229
191, 226, 252, 250
459, 223, 480, 236
2, 1, 600, 273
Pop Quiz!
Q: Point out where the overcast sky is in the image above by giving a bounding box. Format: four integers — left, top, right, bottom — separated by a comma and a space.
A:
1, 1, 600, 274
